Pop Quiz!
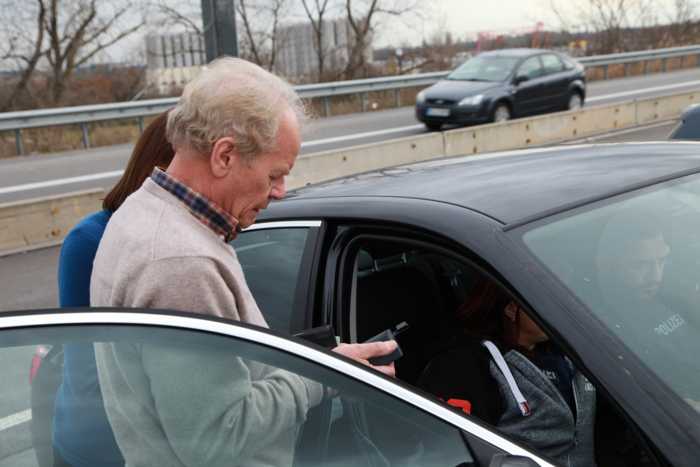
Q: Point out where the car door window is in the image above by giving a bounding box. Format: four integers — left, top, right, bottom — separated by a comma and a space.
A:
541, 54, 564, 75
10, 316, 485, 467
231, 226, 314, 332
335, 233, 660, 466
517, 57, 544, 80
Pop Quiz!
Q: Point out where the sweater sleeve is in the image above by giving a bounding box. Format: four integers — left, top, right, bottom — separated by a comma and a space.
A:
58, 225, 103, 307
112, 256, 323, 465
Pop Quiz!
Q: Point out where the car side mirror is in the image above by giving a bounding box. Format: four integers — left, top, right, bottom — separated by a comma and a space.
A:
489, 454, 541, 467
514, 75, 529, 86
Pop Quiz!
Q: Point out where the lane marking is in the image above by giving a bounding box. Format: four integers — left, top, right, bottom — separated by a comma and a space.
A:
0, 170, 124, 195
2, 78, 700, 196
0, 409, 31, 432
587, 79, 700, 102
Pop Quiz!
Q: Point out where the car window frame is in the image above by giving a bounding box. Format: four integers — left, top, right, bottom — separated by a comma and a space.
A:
0, 309, 555, 466
515, 55, 545, 81
322, 220, 677, 465
236, 220, 323, 333
323, 223, 536, 342
496, 184, 700, 466
540, 53, 565, 75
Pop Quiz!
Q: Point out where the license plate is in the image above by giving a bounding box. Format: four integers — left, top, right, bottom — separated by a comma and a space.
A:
426, 107, 450, 117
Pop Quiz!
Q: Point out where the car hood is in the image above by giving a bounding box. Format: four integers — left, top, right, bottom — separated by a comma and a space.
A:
424, 80, 503, 100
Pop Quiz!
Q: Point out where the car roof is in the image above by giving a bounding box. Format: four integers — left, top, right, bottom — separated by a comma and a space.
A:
479, 48, 548, 58
280, 142, 700, 226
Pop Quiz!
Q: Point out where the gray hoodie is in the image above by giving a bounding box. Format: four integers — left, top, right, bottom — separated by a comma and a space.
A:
487, 345, 596, 467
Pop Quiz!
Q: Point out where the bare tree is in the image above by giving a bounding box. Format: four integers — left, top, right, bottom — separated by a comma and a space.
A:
550, 0, 655, 53
43, 0, 146, 104
343, 0, 422, 79
300, 0, 336, 81
666, 0, 699, 45
149, 0, 202, 34
0, 1, 47, 111
236, 0, 290, 71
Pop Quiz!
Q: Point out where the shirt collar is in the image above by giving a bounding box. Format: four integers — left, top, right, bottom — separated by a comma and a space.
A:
150, 168, 239, 242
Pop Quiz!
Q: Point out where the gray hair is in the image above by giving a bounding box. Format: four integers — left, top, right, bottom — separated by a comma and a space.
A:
166, 57, 306, 159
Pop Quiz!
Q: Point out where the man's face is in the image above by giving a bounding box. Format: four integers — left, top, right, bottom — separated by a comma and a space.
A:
608, 234, 670, 303
224, 109, 301, 228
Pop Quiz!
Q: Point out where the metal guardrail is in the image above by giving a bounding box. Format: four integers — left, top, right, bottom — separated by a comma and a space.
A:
3, 44, 700, 155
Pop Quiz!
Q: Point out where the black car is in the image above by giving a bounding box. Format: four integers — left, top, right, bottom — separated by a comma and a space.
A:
415, 48, 586, 131
669, 103, 700, 140
23, 143, 700, 466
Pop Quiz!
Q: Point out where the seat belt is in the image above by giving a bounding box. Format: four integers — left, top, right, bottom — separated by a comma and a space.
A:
482, 340, 531, 416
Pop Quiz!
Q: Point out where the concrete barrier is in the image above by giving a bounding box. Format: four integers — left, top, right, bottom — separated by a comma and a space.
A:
445, 99, 649, 157
1, 89, 697, 256
0, 189, 103, 256
288, 132, 444, 189
636, 91, 700, 125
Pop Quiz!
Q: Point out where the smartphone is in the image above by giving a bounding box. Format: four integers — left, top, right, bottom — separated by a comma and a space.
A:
364, 321, 409, 366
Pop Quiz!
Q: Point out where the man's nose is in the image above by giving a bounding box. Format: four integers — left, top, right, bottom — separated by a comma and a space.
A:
270, 178, 286, 199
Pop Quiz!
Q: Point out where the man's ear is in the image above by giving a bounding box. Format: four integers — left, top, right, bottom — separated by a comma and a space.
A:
210, 137, 238, 178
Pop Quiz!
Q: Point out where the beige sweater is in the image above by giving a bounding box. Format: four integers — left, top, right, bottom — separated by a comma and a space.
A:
91, 179, 323, 467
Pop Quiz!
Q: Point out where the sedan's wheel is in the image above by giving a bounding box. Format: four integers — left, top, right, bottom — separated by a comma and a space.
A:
567, 93, 583, 111
425, 122, 442, 131
492, 104, 510, 123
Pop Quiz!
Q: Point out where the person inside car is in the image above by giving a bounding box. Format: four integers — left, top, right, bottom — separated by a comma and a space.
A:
418, 277, 596, 467
91, 57, 397, 467
595, 210, 700, 406
53, 111, 175, 467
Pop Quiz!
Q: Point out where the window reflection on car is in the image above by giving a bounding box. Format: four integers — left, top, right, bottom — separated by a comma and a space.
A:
447, 56, 519, 82
524, 174, 700, 412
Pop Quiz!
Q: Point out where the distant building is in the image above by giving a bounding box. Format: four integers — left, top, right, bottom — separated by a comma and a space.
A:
145, 32, 206, 69
144, 32, 206, 95
275, 18, 372, 81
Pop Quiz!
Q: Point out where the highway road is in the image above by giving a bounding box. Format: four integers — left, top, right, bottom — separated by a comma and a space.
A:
0, 118, 678, 314
0, 118, 682, 467
1, 67, 699, 204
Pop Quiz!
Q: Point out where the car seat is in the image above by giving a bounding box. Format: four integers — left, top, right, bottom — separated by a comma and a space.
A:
355, 251, 445, 384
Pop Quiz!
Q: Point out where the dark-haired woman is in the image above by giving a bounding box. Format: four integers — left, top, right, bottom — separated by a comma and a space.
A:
52, 112, 175, 467
418, 278, 597, 467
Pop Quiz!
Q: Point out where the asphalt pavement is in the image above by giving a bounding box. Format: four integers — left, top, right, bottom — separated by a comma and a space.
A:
1, 67, 700, 204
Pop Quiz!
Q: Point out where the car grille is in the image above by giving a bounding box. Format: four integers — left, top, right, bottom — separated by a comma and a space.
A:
426, 98, 456, 106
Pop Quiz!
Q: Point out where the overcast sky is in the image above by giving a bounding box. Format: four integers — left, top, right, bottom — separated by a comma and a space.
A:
378, 0, 561, 46
107, 0, 690, 63
372, 0, 689, 47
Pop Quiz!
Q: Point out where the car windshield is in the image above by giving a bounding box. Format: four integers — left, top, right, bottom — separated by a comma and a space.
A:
522, 173, 700, 415
447, 55, 518, 82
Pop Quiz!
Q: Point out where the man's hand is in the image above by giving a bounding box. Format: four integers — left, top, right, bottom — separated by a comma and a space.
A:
333, 340, 398, 378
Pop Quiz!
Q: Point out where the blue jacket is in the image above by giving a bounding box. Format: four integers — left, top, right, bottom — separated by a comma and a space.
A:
55, 210, 124, 467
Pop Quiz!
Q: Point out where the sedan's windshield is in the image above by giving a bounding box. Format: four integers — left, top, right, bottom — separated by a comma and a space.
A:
522, 173, 700, 414
447, 56, 518, 82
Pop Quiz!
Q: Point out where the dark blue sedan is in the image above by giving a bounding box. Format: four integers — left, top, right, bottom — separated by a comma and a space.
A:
415, 48, 586, 130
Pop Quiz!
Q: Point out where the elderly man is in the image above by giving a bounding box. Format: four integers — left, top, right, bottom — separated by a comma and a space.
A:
91, 57, 396, 466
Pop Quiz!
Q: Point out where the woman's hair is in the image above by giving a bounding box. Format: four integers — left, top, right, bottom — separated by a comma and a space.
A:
166, 57, 306, 160
103, 112, 175, 211
455, 276, 520, 350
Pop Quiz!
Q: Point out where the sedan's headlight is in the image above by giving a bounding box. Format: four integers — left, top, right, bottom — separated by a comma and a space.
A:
458, 94, 484, 106
416, 91, 426, 104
